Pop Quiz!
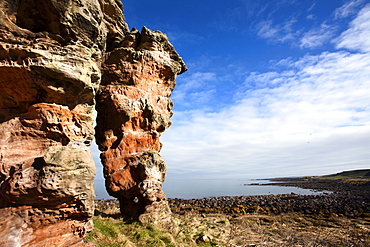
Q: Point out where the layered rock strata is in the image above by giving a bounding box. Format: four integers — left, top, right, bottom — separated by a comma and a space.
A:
0, 0, 116, 244
95, 27, 186, 227
0, 0, 185, 245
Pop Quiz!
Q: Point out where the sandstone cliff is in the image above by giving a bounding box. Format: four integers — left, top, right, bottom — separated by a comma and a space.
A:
0, 0, 186, 245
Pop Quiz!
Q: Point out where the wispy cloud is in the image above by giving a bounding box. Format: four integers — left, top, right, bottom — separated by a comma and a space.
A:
299, 23, 335, 49
334, 0, 364, 19
163, 50, 370, 178
162, 4, 370, 179
307, 3, 316, 12
172, 72, 217, 108
256, 19, 297, 43
166, 31, 204, 46
254, 1, 369, 51
336, 3, 370, 52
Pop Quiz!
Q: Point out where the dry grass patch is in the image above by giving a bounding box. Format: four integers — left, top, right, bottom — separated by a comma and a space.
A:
225, 213, 370, 246
85, 212, 370, 246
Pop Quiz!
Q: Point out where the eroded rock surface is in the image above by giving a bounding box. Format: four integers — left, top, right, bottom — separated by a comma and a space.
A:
0, 0, 185, 245
0, 0, 125, 246
96, 26, 186, 228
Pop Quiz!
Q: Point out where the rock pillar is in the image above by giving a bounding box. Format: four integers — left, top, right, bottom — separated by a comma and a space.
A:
95, 27, 186, 227
0, 0, 128, 245
0, 0, 185, 245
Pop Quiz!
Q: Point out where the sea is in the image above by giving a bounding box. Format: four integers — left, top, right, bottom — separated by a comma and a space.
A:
94, 178, 324, 199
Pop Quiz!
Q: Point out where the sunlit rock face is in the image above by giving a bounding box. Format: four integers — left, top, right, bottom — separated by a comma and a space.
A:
0, 0, 185, 245
0, 0, 127, 245
95, 26, 186, 228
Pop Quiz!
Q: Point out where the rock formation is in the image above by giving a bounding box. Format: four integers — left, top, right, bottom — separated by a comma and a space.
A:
0, 0, 185, 245
96, 26, 186, 227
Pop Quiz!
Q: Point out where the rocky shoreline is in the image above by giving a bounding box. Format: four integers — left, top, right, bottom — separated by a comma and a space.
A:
95, 177, 370, 218
91, 177, 370, 246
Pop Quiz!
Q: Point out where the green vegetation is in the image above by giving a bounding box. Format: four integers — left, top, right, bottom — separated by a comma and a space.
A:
86, 168, 370, 246
85, 213, 370, 246
84, 216, 176, 246
318, 169, 370, 180
84, 215, 221, 247
278, 169, 370, 181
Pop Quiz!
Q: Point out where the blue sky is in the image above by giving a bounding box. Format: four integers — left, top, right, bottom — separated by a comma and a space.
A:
92, 0, 370, 181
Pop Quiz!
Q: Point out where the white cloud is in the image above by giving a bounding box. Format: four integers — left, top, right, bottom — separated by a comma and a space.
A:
256, 19, 296, 43
167, 31, 204, 46
299, 23, 335, 49
306, 14, 316, 20
163, 3, 370, 177
256, 20, 279, 39
172, 72, 217, 108
256, 2, 369, 51
92, 2, 370, 182
307, 3, 316, 12
334, 0, 364, 19
162, 48, 370, 178
336, 4, 370, 52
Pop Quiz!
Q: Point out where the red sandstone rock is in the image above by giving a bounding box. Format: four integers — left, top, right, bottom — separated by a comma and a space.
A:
0, 0, 128, 245
95, 27, 186, 227
0, 0, 185, 245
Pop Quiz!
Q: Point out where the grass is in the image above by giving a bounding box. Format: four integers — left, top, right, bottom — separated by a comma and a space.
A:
276, 169, 370, 182
87, 202, 227, 247
84, 212, 370, 247
87, 169, 370, 246
84, 215, 219, 246
84, 216, 180, 247
318, 169, 370, 180
275, 169, 370, 179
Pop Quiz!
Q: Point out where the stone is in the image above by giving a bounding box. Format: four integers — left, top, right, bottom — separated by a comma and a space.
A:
0, 145, 96, 247
0, 0, 127, 245
95, 27, 186, 228
0, 0, 186, 245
